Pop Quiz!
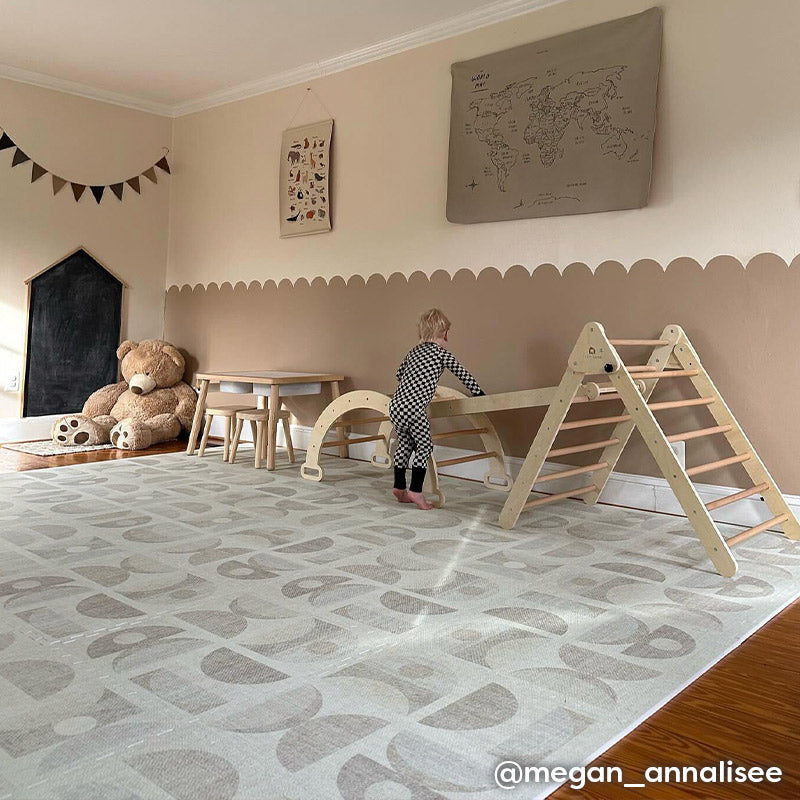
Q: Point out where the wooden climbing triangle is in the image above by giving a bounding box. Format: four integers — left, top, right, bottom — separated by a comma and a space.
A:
499, 322, 800, 577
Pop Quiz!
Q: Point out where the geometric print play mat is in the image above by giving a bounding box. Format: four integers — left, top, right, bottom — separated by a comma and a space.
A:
0, 453, 798, 799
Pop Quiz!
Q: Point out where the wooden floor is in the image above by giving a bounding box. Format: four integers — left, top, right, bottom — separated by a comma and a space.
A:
1, 441, 797, 799
0, 437, 190, 473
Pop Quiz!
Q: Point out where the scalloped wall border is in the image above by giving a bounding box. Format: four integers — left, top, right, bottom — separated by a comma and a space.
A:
166, 252, 800, 294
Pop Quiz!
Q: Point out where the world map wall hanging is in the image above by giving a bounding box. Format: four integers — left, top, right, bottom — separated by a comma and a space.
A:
446, 7, 662, 223
0, 125, 170, 203
280, 119, 332, 238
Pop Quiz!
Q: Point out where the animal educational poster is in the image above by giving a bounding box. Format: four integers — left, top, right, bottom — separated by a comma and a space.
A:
280, 119, 332, 237
446, 8, 662, 223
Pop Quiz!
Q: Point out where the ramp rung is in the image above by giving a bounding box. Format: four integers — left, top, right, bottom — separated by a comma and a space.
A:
437, 451, 496, 467
321, 434, 384, 448
432, 427, 489, 440
523, 484, 597, 510
560, 413, 631, 431
648, 397, 715, 411
535, 461, 608, 484
571, 394, 621, 404
686, 453, 751, 476
610, 339, 670, 346
706, 482, 770, 511
666, 424, 732, 443
548, 438, 620, 458
634, 369, 700, 380
726, 514, 789, 547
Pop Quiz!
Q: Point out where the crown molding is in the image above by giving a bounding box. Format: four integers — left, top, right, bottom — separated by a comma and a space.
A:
0, 63, 174, 117
0, 0, 565, 118
172, 0, 565, 116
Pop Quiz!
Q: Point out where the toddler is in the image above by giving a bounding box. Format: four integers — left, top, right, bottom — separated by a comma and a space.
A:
390, 308, 484, 509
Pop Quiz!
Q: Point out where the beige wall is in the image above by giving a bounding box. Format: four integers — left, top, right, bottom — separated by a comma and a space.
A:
162, 0, 800, 494
167, 0, 800, 288
0, 78, 171, 418
3, 0, 798, 501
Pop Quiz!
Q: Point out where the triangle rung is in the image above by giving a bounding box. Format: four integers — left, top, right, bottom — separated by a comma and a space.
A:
548, 438, 620, 458
648, 397, 715, 411
523, 484, 597, 510
609, 339, 670, 346
634, 369, 700, 380
686, 453, 751, 477
726, 514, 789, 547
666, 424, 732, 443
535, 461, 608, 484
706, 482, 770, 511
560, 413, 631, 431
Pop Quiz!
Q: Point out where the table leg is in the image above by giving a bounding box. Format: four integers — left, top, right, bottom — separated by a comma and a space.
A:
267, 384, 280, 470
186, 379, 210, 455
330, 380, 349, 459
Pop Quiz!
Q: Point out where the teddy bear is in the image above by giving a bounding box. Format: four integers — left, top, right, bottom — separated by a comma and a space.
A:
51, 339, 197, 451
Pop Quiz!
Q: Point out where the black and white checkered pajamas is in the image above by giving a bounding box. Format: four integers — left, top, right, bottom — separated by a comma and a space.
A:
389, 341, 483, 469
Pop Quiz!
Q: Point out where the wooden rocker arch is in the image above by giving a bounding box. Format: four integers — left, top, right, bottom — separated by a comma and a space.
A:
300, 386, 512, 507
300, 390, 393, 482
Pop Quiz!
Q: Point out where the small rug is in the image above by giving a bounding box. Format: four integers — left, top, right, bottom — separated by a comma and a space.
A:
0, 452, 797, 799
1, 440, 114, 456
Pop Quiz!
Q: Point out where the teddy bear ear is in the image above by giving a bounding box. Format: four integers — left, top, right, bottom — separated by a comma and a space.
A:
116, 340, 138, 360
162, 344, 185, 368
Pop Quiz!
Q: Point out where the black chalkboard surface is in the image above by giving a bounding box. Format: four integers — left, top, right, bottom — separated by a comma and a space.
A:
24, 249, 123, 417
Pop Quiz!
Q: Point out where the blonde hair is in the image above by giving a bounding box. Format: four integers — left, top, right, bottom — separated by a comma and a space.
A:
418, 308, 451, 341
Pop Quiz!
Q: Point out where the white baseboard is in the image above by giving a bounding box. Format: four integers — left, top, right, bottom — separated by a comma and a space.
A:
275, 421, 798, 534
7, 413, 795, 533
0, 414, 63, 443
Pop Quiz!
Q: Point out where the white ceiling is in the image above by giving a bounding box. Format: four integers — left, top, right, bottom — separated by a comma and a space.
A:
0, 0, 558, 116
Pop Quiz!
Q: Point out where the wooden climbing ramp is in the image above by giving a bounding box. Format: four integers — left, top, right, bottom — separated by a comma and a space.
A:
301, 322, 799, 576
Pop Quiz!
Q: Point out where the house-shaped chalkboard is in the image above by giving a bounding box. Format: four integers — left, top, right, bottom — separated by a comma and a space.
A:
23, 248, 125, 417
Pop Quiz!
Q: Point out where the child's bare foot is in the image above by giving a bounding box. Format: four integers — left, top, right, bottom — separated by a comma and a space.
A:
406, 491, 433, 510
393, 488, 412, 503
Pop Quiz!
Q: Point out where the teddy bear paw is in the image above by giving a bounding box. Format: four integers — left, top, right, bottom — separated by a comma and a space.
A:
110, 419, 153, 450
51, 415, 105, 446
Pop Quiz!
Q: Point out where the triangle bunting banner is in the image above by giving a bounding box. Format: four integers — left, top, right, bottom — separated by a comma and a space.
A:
0, 124, 169, 204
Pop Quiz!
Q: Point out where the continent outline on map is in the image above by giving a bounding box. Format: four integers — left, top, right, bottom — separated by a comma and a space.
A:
467, 65, 640, 192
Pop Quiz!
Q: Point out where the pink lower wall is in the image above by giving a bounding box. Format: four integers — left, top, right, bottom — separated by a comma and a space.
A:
165, 253, 800, 495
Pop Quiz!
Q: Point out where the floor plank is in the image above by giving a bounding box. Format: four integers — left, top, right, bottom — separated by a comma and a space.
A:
550, 598, 800, 798
0, 437, 189, 472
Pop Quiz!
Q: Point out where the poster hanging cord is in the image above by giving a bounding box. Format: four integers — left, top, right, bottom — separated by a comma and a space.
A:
286, 87, 333, 127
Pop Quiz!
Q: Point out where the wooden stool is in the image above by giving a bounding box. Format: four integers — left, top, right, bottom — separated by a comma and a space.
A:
229, 407, 295, 468
197, 405, 255, 461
